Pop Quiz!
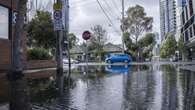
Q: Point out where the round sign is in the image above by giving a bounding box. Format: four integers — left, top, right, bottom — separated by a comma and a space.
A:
54, 10, 62, 20
82, 31, 91, 40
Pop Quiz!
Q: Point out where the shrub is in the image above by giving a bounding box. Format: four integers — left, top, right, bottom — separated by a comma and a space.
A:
27, 48, 52, 60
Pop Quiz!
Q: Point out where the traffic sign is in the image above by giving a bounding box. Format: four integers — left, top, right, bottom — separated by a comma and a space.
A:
54, 10, 62, 20
54, 19, 63, 31
82, 31, 91, 40
53, 10, 63, 31
53, 3, 62, 10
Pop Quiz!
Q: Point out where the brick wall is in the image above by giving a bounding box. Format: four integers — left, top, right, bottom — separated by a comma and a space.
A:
0, 0, 18, 9
0, 39, 11, 70
26, 60, 56, 69
0, 0, 27, 71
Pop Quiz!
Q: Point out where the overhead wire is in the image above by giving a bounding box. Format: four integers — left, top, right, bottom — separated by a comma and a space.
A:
96, 0, 121, 35
101, 0, 120, 19
69, 0, 121, 35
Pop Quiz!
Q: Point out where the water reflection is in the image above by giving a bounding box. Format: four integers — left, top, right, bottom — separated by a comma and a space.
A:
122, 65, 155, 110
180, 69, 195, 110
0, 64, 195, 110
160, 65, 178, 110
105, 65, 131, 74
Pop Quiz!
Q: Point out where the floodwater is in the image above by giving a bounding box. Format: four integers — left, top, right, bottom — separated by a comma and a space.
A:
0, 64, 195, 110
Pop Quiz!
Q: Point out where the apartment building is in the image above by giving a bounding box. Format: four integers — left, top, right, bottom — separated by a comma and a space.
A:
160, 0, 177, 42
180, 0, 195, 59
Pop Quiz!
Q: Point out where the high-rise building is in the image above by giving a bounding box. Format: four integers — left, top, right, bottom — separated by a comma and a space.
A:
160, 0, 177, 42
179, 0, 195, 60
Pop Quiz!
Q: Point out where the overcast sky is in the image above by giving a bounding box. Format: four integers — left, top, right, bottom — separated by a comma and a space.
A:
32, 0, 160, 45
69, 0, 160, 44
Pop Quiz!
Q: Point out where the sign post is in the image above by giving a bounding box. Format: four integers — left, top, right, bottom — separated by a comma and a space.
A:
53, 2, 63, 76
82, 31, 91, 70
53, 3, 63, 31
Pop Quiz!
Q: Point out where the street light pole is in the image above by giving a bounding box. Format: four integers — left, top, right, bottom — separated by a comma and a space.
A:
121, 0, 125, 53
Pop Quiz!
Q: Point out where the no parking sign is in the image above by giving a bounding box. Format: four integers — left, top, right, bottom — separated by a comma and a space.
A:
53, 3, 63, 31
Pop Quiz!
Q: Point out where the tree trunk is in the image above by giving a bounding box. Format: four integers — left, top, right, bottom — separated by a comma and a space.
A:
135, 38, 139, 62
9, 0, 30, 110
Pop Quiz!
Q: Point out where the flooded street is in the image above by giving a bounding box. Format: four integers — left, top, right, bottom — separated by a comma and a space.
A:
0, 64, 195, 110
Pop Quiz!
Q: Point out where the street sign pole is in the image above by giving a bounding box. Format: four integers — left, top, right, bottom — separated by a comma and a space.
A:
82, 31, 91, 74
86, 40, 88, 67
54, 1, 63, 76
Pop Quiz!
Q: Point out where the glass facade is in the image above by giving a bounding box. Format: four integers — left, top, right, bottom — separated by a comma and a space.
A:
193, 24, 195, 36
160, 0, 177, 42
0, 5, 9, 39
189, 0, 193, 16
180, 0, 195, 44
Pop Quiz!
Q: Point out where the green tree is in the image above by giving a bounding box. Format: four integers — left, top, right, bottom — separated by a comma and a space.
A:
27, 10, 55, 49
124, 32, 156, 60
67, 33, 78, 49
123, 32, 137, 57
123, 5, 153, 44
178, 35, 188, 61
123, 5, 153, 61
139, 33, 156, 59
160, 33, 177, 58
138, 33, 156, 48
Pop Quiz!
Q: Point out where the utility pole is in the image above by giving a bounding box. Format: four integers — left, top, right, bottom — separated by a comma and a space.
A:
121, 0, 125, 53
10, 0, 30, 110
54, 0, 64, 76
63, 0, 71, 74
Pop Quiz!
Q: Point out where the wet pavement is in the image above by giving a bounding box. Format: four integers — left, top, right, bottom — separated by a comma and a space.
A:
0, 64, 195, 110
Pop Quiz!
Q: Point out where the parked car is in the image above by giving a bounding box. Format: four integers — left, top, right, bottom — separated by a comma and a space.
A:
63, 58, 79, 64
105, 54, 132, 64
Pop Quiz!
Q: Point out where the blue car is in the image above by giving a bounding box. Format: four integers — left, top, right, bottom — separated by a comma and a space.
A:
105, 54, 132, 64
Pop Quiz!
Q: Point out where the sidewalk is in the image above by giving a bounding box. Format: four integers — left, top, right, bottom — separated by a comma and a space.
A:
0, 68, 56, 79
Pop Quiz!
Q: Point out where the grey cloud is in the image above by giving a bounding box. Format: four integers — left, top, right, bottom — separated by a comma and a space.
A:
69, 0, 160, 44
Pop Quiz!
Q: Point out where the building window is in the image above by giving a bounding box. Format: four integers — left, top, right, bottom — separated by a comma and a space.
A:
185, 6, 188, 20
0, 6, 9, 39
182, 11, 185, 24
193, 24, 195, 37
185, 30, 189, 42
189, 0, 193, 16
189, 26, 193, 38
